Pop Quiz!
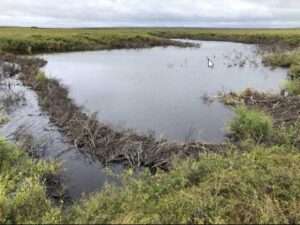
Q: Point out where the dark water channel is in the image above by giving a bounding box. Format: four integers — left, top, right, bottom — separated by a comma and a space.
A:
0, 79, 122, 200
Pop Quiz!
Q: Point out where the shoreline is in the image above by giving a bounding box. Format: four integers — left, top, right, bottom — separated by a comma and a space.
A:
0, 54, 226, 172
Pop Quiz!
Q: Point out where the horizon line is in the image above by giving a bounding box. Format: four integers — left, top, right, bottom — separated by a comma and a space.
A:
1, 25, 300, 30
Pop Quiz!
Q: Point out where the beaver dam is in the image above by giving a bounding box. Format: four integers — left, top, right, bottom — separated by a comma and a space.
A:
41, 40, 286, 142
0, 40, 288, 200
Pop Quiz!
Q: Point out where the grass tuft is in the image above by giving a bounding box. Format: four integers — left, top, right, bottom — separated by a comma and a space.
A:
230, 106, 273, 142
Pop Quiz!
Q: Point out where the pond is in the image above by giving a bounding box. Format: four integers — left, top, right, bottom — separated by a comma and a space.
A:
41, 40, 286, 143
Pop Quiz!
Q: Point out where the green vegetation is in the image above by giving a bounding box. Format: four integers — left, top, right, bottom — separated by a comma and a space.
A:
0, 138, 62, 224
2, 27, 300, 223
284, 80, 300, 95
263, 49, 300, 66
272, 120, 300, 147
150, 28, 300, 47
0, 27, 184, 54
0, 27, 300, 54
263, 51, 300, 68
229, 106, 273, 142
69, 144, 300, 224
3, 135, 300, 224
288, 64, 300, 79
263, 50, 300, 95
0, 113, 8, 125
34, 71, 48, 90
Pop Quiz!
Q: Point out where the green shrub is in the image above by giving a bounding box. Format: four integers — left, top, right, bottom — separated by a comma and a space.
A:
288, 64, 300, 79
230, 107, 273, 142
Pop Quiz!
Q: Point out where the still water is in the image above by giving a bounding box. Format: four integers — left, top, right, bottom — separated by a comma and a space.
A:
0, 79, 122, 200
42, 40, 287, 143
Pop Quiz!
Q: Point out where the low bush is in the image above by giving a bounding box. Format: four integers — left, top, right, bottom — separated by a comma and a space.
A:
230, 106, 273, 142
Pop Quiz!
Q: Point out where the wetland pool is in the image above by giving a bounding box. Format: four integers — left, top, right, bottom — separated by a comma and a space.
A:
42, 40, 287, 143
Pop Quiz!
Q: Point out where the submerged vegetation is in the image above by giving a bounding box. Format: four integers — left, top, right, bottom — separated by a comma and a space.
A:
1, 28, 300, 223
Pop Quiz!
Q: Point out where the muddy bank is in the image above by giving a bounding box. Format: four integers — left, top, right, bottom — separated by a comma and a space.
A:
221, 89, 300, 126
0, 54, 225, 171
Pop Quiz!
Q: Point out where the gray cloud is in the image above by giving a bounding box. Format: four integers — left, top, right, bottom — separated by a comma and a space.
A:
0, 0, 299, 27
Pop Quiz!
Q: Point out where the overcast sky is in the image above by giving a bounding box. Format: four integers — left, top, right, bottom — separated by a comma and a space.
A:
0, 0, 300, 28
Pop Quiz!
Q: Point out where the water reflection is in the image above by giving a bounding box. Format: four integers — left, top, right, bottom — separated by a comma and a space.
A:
41, 40, 287, 143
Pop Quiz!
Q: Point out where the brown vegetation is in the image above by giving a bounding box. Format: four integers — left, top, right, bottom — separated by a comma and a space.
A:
221, 88, 300, 126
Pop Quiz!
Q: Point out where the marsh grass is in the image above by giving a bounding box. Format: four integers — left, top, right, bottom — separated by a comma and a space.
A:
263, 53, 291, 67
150, 28, 300, 47
2, 28, 300, 224
272, 120, 300, 147
288, 64, 300, 79
2, 117, 300, 223
263, 49, 300, 95
68, 144, 300, 224
0, 28, 193, 54
0, 138, 62, 224
284, 79, 300, 95
229, 106, 273, 143
0, 27, 300, 54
